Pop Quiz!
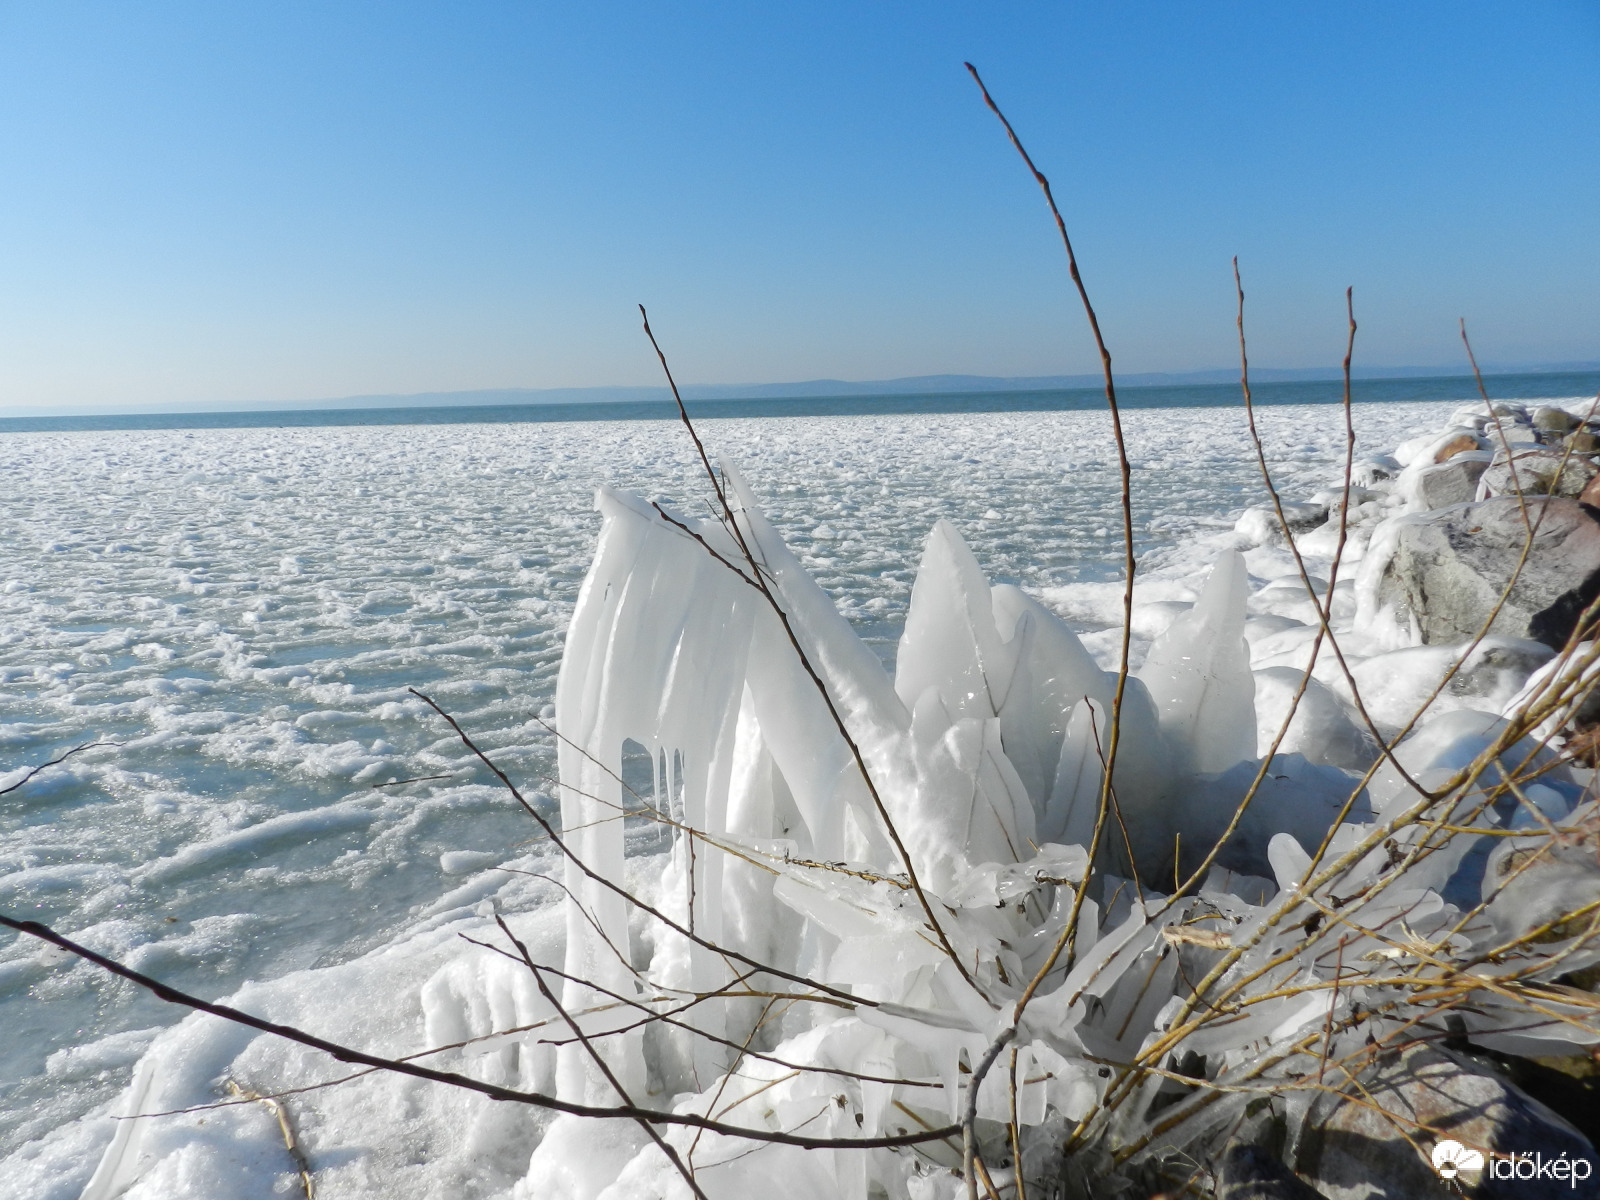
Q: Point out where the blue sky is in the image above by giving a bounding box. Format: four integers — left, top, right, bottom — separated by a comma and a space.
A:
0, 2, 1595, 410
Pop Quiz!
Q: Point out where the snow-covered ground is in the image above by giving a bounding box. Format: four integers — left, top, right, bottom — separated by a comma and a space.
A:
2, 395, 1572, 1198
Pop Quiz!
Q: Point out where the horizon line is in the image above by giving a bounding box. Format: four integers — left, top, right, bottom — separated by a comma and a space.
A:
3, 360, 1598, 420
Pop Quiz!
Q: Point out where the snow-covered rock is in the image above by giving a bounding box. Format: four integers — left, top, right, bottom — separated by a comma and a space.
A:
1397, 450, 1493, 512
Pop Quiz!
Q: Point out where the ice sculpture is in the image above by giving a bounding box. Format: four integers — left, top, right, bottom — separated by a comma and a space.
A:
531, 461, 1599, 1198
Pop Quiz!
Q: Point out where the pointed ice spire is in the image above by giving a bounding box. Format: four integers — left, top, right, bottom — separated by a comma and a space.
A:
1138, 551, 1257, 776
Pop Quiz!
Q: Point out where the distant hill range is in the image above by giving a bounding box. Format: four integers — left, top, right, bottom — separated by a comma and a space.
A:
256, 362, 1600, 411
5, 362, 1599, 418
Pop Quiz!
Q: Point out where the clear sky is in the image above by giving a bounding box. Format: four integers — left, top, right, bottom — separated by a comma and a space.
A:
0, 2, 1595, 410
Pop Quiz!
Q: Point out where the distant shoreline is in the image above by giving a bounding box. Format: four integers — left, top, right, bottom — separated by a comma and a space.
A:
3, 369, 1598, 434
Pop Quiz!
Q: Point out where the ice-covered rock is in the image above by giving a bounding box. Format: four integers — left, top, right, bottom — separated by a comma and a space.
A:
1351, 455, 1401, 486
1290, 1045, 1594, 1200
1397, 450, 1492, 512
1365, 708, 1572, 823
1394, 426, 1486, 468
1308, 485, 1378, 510
1234, 502, 1328, 546
1431, 430, 1486, 462
1354, 496, 1600, 649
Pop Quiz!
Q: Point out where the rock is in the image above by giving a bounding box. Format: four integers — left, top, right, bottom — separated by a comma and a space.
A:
1436, 432, 1487, 462
1352, 457, 1401, 487
1215, 1144, 1328, 1199
1581, 474, 1600, 510
1497, 1053, 1600, 1150
1290, 1044, 1595, 1200
1235, 502, 1328, 545
1400, 452, 1493, 511
1357, 496, 1600, 648
1534, 405, 1581, 435
1479, 449, 1597, 500
1569, 430, 1600, 456
1309, 486, 1378, 510
1397, 428, 1487, 468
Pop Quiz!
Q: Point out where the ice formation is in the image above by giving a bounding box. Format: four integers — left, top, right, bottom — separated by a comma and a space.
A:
529, 420, 1600, 1195
7, 397, 1600, 1198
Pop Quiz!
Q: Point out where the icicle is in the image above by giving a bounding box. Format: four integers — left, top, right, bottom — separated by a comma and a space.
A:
895, 519, 1017, 722
991, 583, 1113, 811
1138, 551, 1256, 775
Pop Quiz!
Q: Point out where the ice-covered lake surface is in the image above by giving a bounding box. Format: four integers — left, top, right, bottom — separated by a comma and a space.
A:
0, 396, 1552, 1195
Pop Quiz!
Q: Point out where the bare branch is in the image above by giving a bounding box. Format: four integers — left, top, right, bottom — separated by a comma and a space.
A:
0, 913, 959, 1150
1, 741, 122, 796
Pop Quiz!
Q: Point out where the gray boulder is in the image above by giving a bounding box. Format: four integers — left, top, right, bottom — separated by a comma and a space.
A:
1534, 405, 1581, 435
1290, 1044, 1594, 1199
1569, 429, 1600, 456
1360, 496, 1600, 648
1478, 448, 1597, 500
1403, 451, 1493, 511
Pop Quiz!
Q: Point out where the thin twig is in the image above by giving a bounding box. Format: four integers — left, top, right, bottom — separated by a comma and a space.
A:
963, 62, 1134, 1024
963, 1026, 1017, 1200
0, 741, 121, 796
637, 306, 978, 992
224, 1081, 315, 1199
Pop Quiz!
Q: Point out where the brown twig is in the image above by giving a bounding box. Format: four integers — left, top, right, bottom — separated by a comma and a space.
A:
407, 687, 868, 1007
963, 63, 1136, 1026
224, 1080, 315, 1199
637, 305, 978, 993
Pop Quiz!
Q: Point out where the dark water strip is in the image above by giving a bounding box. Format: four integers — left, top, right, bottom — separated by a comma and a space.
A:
3, 371, 1598, 435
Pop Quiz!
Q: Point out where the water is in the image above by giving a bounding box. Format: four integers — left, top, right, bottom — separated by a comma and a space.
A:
0, 390, 1579, 1191
2, 370, 1596, 434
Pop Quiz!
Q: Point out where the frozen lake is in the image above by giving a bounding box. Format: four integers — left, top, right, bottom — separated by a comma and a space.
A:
0, 397, 1508, 1192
